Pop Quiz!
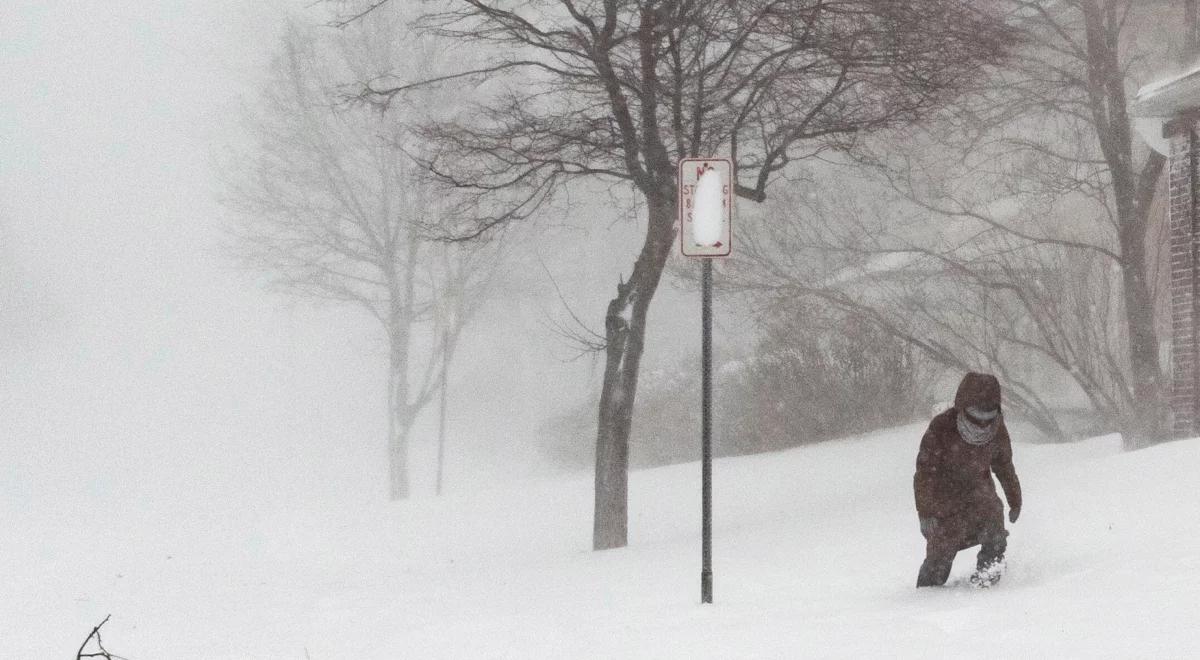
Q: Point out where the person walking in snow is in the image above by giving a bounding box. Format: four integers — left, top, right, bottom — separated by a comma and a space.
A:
914, 372, 1022, 588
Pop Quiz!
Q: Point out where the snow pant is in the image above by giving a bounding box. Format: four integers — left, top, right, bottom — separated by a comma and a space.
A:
916, 497, 1008, 587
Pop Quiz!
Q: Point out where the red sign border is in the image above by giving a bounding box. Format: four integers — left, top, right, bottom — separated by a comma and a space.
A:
678, 157, 734, 258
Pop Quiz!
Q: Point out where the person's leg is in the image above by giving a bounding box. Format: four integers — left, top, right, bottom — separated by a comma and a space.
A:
975, 502, 1008, 571
917, 550, 955, 587
976, 525, 1008, 571
917, 518, 962, 587
968, 501, 1008, 587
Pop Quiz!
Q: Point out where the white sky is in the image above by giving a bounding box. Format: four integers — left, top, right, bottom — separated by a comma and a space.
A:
0, 1, 511, 509
0, 1, 719, 516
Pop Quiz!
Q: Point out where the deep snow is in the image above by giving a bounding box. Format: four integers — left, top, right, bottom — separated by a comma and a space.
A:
8, 425, 1200, 658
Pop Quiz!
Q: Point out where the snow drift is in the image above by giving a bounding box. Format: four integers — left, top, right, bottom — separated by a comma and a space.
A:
7, 427, 1200, 658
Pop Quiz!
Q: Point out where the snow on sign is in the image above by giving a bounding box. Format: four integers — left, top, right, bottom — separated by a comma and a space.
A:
679, 158, 733, 257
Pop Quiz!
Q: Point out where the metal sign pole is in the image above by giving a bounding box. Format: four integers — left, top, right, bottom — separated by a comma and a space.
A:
679, 156, 730, 605
701, 257, 713, 604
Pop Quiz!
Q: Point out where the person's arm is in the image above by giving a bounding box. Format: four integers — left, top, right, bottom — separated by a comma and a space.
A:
914, 424, 946, 520
992, 422, 1022, 522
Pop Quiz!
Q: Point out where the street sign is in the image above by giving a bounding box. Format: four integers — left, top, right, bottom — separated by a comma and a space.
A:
678, 157, 731, 604
679, 158, 733, 258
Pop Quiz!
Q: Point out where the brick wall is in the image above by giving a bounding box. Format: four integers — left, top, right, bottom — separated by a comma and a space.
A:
1168, 119, 1200, 436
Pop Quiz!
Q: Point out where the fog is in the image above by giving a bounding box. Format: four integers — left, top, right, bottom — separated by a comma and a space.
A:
12, 2, 1199, 656
0, 0, 710, 517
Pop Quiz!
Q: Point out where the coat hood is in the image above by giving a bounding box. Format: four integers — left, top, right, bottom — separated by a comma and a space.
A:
954, 372, 1001, 412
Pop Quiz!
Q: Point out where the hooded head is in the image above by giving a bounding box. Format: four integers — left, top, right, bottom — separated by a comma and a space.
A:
954, 372, 1001, 413
954, 372, 1002, 444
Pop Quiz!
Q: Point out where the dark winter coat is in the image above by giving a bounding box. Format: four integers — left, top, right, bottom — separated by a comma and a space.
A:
913, 374, 1022, 545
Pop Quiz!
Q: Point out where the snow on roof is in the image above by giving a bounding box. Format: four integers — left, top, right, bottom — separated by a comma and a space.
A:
822, 250, 924, 288
1137, 64, 1200, 99
1134, 61, 1200, 117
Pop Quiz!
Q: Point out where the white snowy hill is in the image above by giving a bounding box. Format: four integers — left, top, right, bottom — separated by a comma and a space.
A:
9, 426, 1200, 658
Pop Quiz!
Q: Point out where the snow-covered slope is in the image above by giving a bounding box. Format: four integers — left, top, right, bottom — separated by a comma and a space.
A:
8, 427, 1200, 659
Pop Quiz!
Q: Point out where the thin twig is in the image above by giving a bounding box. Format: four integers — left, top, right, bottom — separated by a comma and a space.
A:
536, 252, 607, 358
76, 614, 130, 660
328, 0, 392, 29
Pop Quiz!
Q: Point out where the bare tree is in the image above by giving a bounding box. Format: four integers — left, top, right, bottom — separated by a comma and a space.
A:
344, 0, 1015, 548
732, 1, 1189, 445
733, 178, 1133, 439
885, 0, 1170, 444
223, 20, 495, 499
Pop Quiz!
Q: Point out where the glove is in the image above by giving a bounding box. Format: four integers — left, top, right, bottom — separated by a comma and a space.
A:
1009, 505, 1021, 523
919, 517, 939, 537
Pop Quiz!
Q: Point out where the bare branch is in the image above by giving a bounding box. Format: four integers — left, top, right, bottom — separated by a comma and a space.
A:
77, 615, 129, 660
328, 0, 393, 29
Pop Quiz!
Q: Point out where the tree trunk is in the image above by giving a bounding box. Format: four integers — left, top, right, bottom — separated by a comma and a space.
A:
436, 331, 450, 496
1120, 260, 1165, 447
1111, 102, 1165, 447
1188, 0, 1200, 54
1118, 152, 1167, 447
387, 321, 412, 500
384, 229, 422, 500
1082, 1, 1165, 446
593, 194, 677, 550
1109, 137, 1162, 447
388, 426, 411, 499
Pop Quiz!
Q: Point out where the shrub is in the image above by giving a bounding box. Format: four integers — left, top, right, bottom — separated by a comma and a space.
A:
537, 310, 927, 470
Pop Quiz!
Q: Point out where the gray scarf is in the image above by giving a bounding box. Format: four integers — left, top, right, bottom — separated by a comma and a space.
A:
957, 410, 1000, 446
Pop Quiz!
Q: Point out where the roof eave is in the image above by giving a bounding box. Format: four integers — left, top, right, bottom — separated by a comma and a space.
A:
1134, 70, 1200, 118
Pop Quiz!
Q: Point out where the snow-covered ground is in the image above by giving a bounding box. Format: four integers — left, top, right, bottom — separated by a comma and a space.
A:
8, 426, 1200, 659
